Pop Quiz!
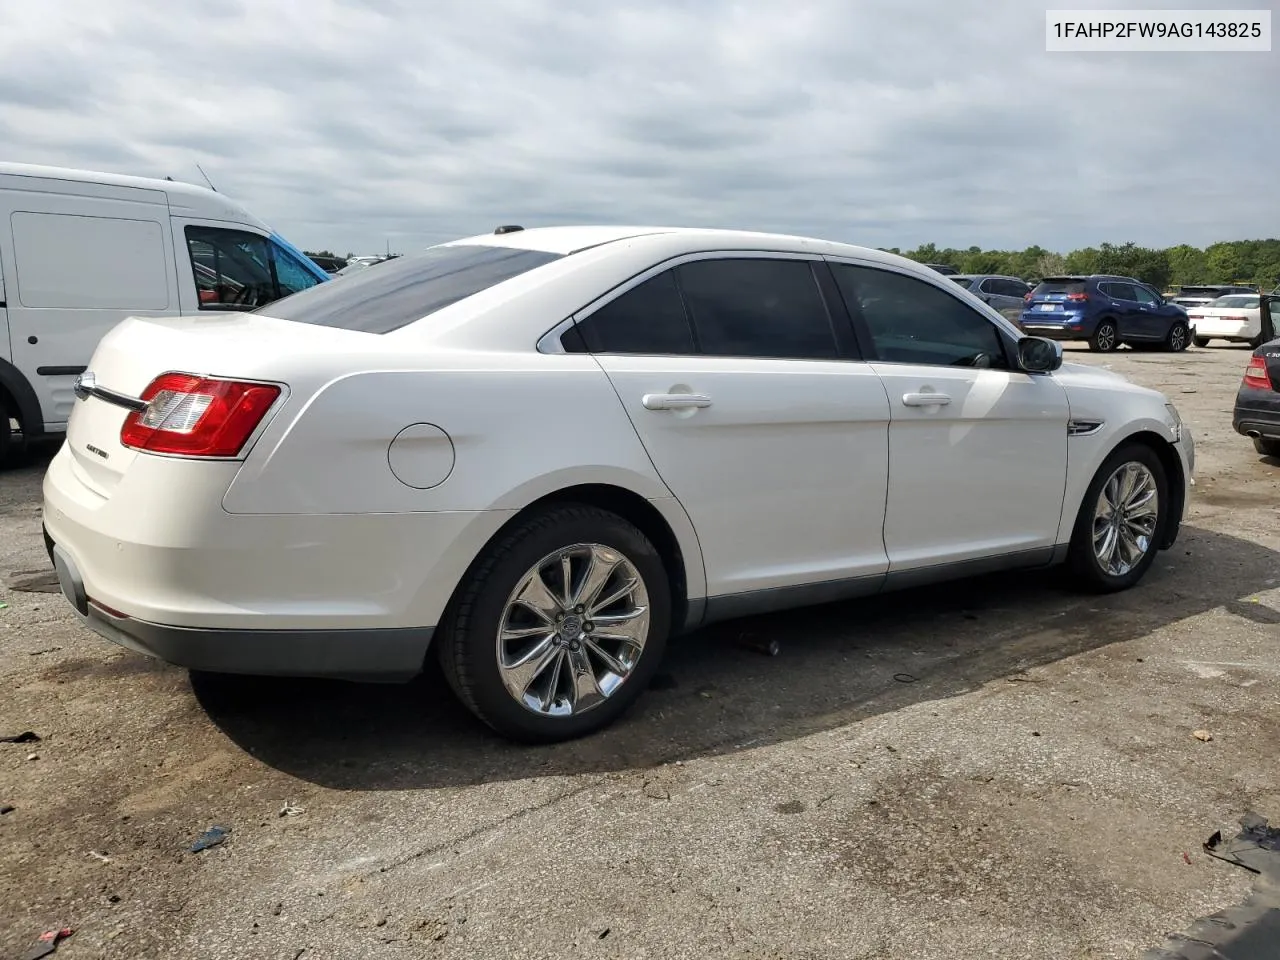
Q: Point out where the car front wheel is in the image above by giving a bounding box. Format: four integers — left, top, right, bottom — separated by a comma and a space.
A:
1068, 443, 1169, 592
1089, 320, 1118, 352
1165, 320, 1190, 352
437, 504, 671, 743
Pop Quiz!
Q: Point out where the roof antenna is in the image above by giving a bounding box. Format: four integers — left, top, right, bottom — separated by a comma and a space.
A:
196, 163, 217, 192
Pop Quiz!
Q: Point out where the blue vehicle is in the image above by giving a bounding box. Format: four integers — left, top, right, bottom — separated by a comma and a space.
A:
1018, 275, 1191, 353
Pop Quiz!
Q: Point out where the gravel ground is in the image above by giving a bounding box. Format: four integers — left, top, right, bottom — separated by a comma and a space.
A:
2, 343, 1278, 959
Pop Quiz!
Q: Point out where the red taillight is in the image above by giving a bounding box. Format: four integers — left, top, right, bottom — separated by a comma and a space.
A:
1243, 356, 1273, 390
1066, 292, 1089, 302
120, 373, 281, 457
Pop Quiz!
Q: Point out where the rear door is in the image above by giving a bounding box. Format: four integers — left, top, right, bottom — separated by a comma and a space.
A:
1101, 282, 1143, 340
568, 253, 893, 603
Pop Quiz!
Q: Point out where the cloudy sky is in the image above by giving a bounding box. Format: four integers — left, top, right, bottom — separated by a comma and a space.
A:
1, 0, 1274, 256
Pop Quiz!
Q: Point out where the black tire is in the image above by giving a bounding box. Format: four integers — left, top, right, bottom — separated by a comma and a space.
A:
436, 504, 671, 743
0, 410, 10, 465
1165, 320, 1190, 352
1193, 336, 1211, 348
1255, 436, 1280, 458
1068, 442, 1169, 593
1089, 319, 1119, 353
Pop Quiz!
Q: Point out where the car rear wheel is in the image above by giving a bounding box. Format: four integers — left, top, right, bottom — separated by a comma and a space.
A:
1255, 436, 1280, 458
1193, 336, 1211, 348
436, 504, 671, 743
1089, 320, 1118, 352
1165, 321, 1190, 352
1068, 443, 1168, 592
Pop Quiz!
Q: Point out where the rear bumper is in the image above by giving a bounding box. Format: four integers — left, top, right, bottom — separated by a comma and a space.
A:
46, 531, 428, 680
41, 442, 515, 678
1193, 318, 1256, 340
1234, 387, 1280, 439
1018, 319, 1089, 340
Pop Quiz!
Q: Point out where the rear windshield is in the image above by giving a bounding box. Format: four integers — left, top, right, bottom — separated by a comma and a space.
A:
255, 244, 564, 333
1032, 279, 1086, 296
1209, 295, 1260, 308
1176, 286, 1228, 296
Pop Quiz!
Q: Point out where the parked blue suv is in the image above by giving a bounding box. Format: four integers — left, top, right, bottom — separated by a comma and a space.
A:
1019, 275, 1191, 353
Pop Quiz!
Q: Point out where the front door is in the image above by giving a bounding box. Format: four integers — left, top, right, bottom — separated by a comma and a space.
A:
1131, 283, 1169, 340
567, 254, 892, 601
827, 259, 1071, 570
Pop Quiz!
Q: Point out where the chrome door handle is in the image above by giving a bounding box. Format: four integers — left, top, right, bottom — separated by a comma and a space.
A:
642, 393, 712, 411
902, 392, 952, 407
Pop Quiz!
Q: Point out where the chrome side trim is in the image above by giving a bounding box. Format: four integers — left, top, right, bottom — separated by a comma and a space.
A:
1068, 419, 1105, 436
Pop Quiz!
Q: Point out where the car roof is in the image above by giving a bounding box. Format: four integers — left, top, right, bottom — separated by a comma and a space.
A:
439, 225, 959, 271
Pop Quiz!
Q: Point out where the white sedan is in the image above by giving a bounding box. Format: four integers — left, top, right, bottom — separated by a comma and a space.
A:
1189, 293, 1267, 348
42, 226, 1194, 742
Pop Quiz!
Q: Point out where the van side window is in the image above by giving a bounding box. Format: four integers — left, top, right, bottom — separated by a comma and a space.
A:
184, 227, 318, 310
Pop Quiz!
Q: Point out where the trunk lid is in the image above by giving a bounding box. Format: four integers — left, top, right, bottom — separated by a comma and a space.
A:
65, 312, 371, 497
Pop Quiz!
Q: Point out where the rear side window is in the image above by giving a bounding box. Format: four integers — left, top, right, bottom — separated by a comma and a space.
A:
1032, 279, 1086, 296
256, 244, 564, 333
570, 270, 695, 355
1105, 282, 1139, 301
676, 258, 839, 360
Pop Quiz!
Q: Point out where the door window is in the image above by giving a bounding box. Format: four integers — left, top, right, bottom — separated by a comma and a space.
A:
675, 258, 839, 360
1132, 285, 1160, 305
832, 263, 1008, 369
567, 269, 696, 355
1105, 282, 1139, 302
186, 227, 322, 310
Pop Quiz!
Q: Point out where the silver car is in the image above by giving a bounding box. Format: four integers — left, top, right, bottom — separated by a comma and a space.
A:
948, 274, 1033, 318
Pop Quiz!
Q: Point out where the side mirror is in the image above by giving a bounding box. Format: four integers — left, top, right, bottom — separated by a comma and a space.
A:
1017, 336, 1063, 373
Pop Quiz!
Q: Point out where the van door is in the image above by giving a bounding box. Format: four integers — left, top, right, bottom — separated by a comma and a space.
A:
0, 185, 179, 429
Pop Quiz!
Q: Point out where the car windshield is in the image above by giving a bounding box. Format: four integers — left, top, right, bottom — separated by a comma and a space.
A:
1032, 279, 1086, 296
1208, 295, 1260, 309
949, 276, 973, 286
255, 243, 564, 333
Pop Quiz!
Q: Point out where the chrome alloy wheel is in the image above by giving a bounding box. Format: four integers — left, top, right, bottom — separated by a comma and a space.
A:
1092, 462, 1159, 577
496, 543, 650, 717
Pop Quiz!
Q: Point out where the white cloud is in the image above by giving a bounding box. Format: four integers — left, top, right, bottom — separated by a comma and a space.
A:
1, 0, 1274, 255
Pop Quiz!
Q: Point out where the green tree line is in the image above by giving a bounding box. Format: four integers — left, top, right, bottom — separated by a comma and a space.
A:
881, 239, 1280, 291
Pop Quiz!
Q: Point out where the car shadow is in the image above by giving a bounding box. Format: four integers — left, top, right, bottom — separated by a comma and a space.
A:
192, 523, 1280, 792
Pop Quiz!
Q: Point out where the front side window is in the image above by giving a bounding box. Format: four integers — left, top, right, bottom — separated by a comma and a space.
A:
998, 279, 1030, 298
675, 258, 839, 360
1132, 285, 1160, 305
569, 269, 695, 355
832, 263, 1008, 369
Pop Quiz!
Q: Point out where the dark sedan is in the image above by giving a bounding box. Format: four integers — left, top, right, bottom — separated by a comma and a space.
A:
1232, 295, 1280, 458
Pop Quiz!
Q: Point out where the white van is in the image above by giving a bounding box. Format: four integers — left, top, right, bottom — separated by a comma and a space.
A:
0, 162, 329, 461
